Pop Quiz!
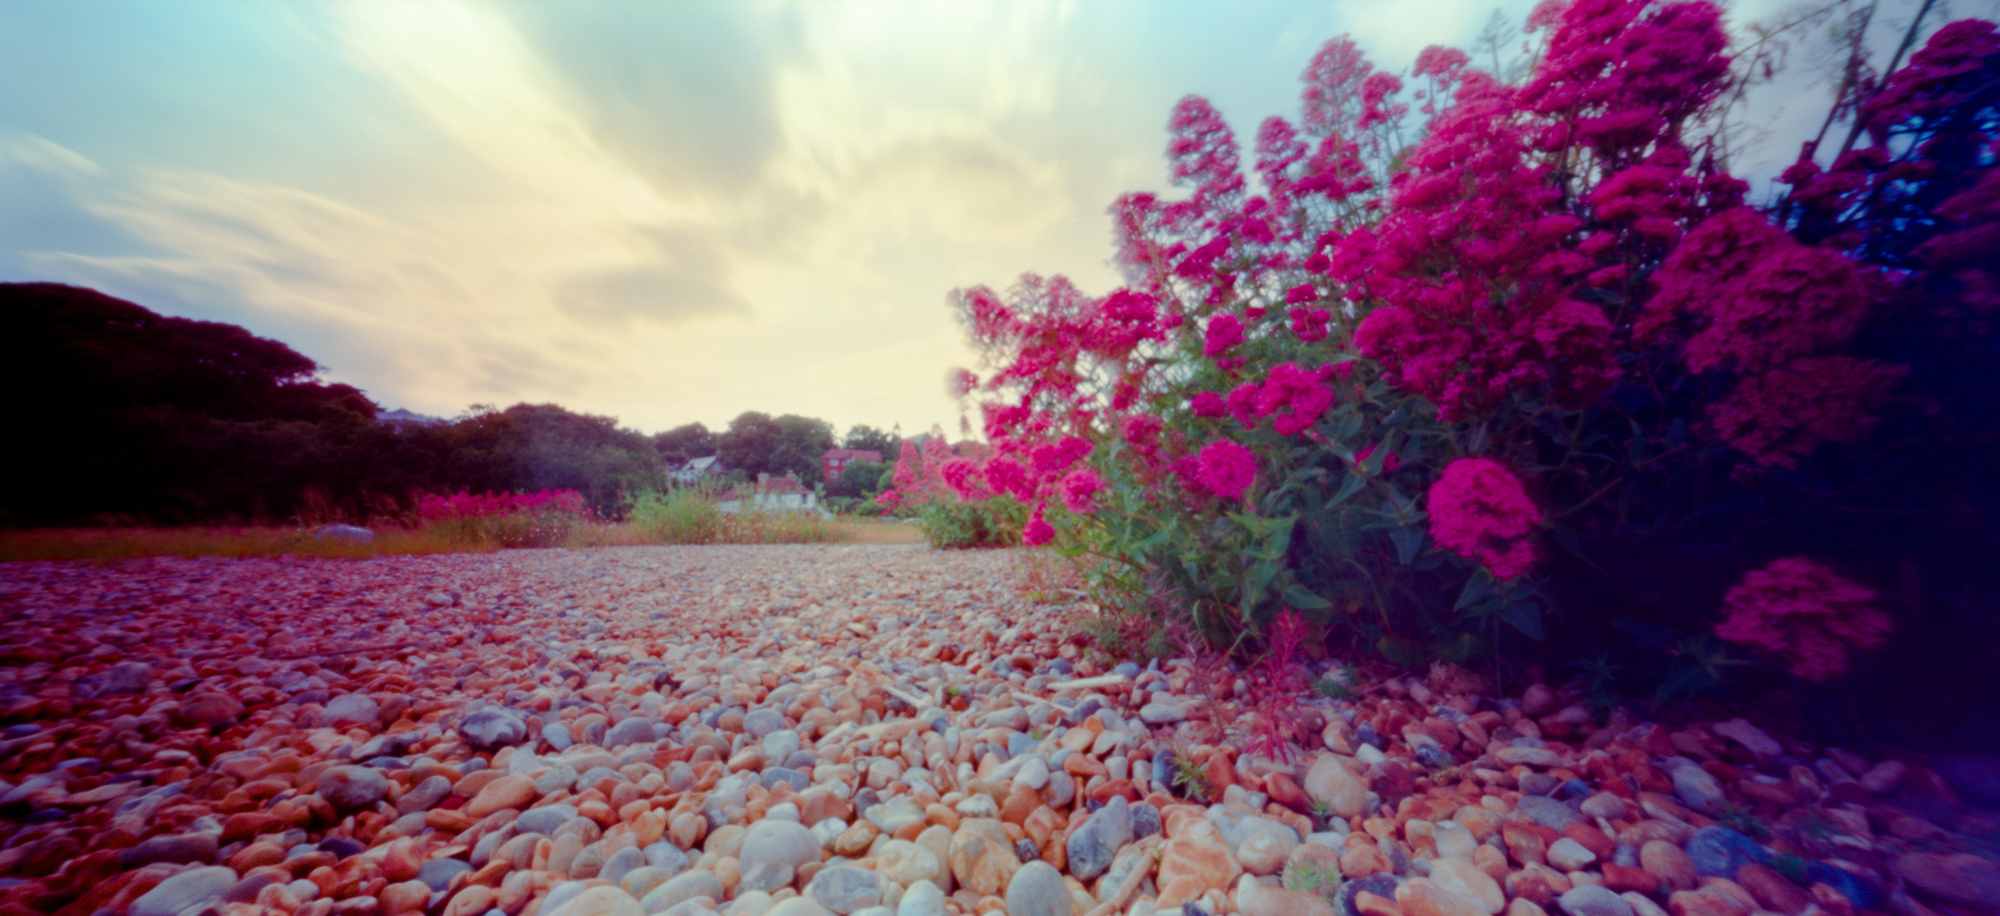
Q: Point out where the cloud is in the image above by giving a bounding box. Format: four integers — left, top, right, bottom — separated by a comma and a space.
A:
557, 228, 751, 326
494, 1, 796, 200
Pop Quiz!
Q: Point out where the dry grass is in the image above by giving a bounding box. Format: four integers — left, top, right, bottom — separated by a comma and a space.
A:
0, 515, 925, 563
0, 526, 486, 562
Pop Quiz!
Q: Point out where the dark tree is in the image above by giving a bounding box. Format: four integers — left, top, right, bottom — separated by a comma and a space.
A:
653, 422, 716, 466
841, 424, 900, 455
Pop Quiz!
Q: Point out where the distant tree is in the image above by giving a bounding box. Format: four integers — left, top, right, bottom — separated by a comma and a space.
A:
718, 411, 785, 478
842, 424, 900, 455
4, 283, 382, 524
435, 403, 661, 516
772, 414, 836, 484
653, 422, 716, 466
830, 459, 889, 499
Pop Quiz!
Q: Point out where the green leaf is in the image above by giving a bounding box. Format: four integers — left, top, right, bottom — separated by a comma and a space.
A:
1501, 600, 1545, 640
1453, 572, 1494, 611
1388, 525, 1425, 565
1325, 471, 1367, 509
1281, 584, 1332, 610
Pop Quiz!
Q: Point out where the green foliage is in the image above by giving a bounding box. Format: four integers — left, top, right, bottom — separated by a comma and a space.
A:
652, 422, 716, 466
1282, 857, 1342, 899
629, 489, 726, 544
841, 424, 900, 455
829, 459, 889, 500
915, 498, 1026, 549
1313, 669, 1355, 701
627, 489, 838, 545
719, 412, 835, 485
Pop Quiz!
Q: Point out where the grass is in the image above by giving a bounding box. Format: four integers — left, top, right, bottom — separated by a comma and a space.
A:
0, 511, 923, 563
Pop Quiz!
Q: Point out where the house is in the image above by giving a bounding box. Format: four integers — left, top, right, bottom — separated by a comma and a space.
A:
717, 472, 827, 516
822, 448, 883, 482
672, 455, 722, 486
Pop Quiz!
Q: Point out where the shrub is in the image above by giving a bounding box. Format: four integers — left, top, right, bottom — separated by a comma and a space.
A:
916, 498, 1026, 549
415, 488, 589, 548
936, 5, 2000, 720
628, 489, 725, 544
627, 488, 839, 545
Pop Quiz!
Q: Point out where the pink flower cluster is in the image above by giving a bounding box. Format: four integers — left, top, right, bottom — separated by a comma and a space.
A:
1714, 557, 1892, 681
1645, 207, 1904, 467
1187, 439, 1257, 501
1425, 459, 1541, 580
416, 489, 587, 521
1706, 357, 1905, 470
1333, 69, 1614, 418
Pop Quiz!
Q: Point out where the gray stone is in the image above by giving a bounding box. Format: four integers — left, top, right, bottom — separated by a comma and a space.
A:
1558, 884, 1635, 916
121, 831, 219, 867
396, 774, 450, 814
1065, 795, 1132, 881
316, 765, 389, 810
459, 708, 528, 750
313, 523, 374, 543
1548, 837, 1597, 870
863, 797, 926, 834
806, 864, 883, 914
641, 868, 723, 911
1338, 874, 1400, 916
1138, 698, 1190, 724
1668, 760, 1725, 813
130, 865, 237, 916
762, 729, 802, 761
744, 708, 788, 738
601, 845, 647, 884
77, 661, 151, 698
419, 857, 472, 892
896, 880, 946, 916
604, 717, 657, 748
739, 818, 821, 892
517, 804, 579, 836
545, 722, 573, 751
323, 693, 380, 728
1004, 860, 1069, 916
1518, 794, 1582, 830
545, 886, 642, 916
541, 881, 588, 914
1712, 719, 1780, 757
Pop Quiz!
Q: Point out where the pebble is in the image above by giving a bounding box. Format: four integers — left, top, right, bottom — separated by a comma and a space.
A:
1556, 884, 1632, 916
0, 545, 1989, 916
316, 765, 389, 810
130, 866, 237, 916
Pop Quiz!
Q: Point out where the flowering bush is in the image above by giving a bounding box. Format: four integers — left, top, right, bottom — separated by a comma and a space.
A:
1714, 558, 1892, 682
884, 430, 1027, 548
935, 3, 1999, 706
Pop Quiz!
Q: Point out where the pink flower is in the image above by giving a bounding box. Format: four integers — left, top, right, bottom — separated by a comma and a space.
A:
1715, 557, 1892, 681
1707, 357, 1905, 469
1190, 391, 1228, 418
1023, 506, 1056, 546
877, 489, 903, 508
1204, 312, 1245, 358
1195, 439, 1258, 500
1426, 458, 1542, 579
1030, 436, 1093, 474
1060, 468, 1107, 514
981, 456, 1034, 502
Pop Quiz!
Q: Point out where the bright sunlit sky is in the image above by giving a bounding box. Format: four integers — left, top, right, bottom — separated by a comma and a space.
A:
0, 0, 1970, 435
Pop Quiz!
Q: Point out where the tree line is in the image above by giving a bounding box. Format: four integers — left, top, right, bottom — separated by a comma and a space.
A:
1, 283, 902, 525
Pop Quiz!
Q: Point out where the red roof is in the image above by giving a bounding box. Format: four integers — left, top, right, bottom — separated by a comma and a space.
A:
823, 448, 883, 463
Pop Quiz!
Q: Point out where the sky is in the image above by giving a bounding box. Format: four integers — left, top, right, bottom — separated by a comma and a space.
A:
0, 0, 1977, 437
